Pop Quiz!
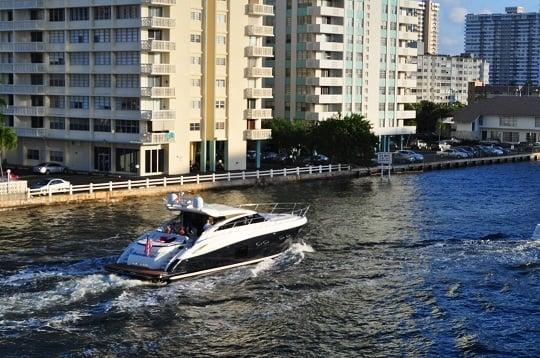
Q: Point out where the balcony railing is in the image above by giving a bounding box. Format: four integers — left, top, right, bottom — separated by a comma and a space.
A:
245, 46, 273, 57
139, 132, 176, 144
244, 129, 272, 141
244, 108, 272, 120
246, 4, 274, 16
0, 0, 43, 9
3, 106, 45, 116
0, 42, 46, 52
140, 63, 175, 74
0, 63, 46, 73
141, 16, 175, 28
141, 40, 175, 52
244, 88, 273, 98
0, 84, 46, 94
141, 0, 176, 4
140, 87, 175, 98
245, 25, 274, 37
140, 110, 176, 120
244, 67, 273, 78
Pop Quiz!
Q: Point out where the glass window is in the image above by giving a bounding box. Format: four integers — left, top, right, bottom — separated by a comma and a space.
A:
116, 5, 139, 19
49, 74, 65, 87
115, 119, 139, 133
49, 30, 64, 43
190, 34, 201, 43
115, 51, 139, 65
93, 29, 111, 43
190, 123, 200, 131
49, 9, 64, 22
145, 149, 164, 173
94, 6, 111, 20
49, 117, 65, 129
69, 118, 90, 131
49, 95, 65, 108
31, 116, 43, 128
50, 150, 64, 162
49, 52, 64, 65
94, 96, 111, 110
115, 97, 139, 111
115, 74, 139, 88
70, 52, 89, 65
116, 148, 139, 173
69, 30, 89, 43
94, 74, 111, 87
69, 96, 89, 109
191, 12, 201, 21
69, 7, 89, 21
69, 74, 89, 87
94, 118, 111, 132
27, 149, 40, 160
94, 52, 111, 65
115, 28, 139, 42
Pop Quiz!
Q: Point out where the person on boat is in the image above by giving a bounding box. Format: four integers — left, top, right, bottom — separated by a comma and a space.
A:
203, 218, 213, 231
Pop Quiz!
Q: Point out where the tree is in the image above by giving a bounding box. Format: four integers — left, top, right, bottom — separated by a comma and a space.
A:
262, 118, 312, 154
0, 125, 17, 178
410, 100, 464, 134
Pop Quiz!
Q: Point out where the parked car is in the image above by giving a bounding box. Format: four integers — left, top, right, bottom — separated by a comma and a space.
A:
478, 145, 504, 156
454, 147, 473, 158
29, 178, 71, 194
298, 154, 330, 166
32, 162, 68, 175
393, 150, 424, 164
439, 149, 468, 159
246, 150, 257, 161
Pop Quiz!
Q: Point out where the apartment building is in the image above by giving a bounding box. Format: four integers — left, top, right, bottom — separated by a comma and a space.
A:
465, 7, 540, 85
416, 54, 489, 104
416, 0, 438, 55
1, 0, 273, 175
272, 0, 419, 143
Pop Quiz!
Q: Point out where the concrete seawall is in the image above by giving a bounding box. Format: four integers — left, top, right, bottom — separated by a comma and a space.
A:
0, 170, 356, 211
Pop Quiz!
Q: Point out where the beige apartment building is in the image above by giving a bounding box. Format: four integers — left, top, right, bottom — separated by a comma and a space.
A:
271, 0, 420, 146
416, 0, 438, 55
1, 0, 273, 175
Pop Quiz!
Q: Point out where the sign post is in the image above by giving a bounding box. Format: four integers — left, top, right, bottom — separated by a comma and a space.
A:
377, 152, 392, 181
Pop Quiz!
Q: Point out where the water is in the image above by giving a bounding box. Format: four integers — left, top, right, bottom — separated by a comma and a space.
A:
1, 162, 539, 357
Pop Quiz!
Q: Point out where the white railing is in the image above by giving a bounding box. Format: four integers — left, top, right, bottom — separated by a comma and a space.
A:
25, 164, 351, 198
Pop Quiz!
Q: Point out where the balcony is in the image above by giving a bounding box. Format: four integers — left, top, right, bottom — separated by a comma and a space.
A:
245, 46, 273, 57
138, 132, 176, 144
141, 16, 175, 28
396, 94, 417, 103
141, 0, 176, 4
398, 78, 417, 88
0, 20, 44, 30
246, 4, 274, 16
140, 63, 175, 74
395, 110, 416, 119
244, 67, 273, 78
306, 6, 345, 17
140, 87, 176, 98
244, 88, 273, 98
244, 108, 272, 120
305, 41, 343, 52
141, 40, 175, 52
305, 94, 342, 104
305, 77, 343, 86
140, 110, 176, 120
244, 129, 272, 141
3, 106, 45, 116
0, 0, 43, 9
305, 24, 344, 35
0, 63, 46, 73
397, 62, 417, 72
399, 31, 417, 41
305, 59, 343, 69
0, 42, 46, 52
245, 25, 274, 37
398, 47, 418, 57
0, 84, 45, 95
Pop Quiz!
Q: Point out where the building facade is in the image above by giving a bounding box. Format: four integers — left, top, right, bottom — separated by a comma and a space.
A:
272, 0, 419, 140
416, 54, 489, 104
1, 0, 273, 176
453, 96, 540, 144
416, 0, 438, 55
465, 7, 540, 86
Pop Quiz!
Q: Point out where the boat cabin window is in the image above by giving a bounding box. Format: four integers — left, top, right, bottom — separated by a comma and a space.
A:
216, 214, 266, 231
166, 212, 222, 237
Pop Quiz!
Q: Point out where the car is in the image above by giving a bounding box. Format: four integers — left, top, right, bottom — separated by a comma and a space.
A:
32, 162, 68, 175
246, 150, 257, 161
454, 147, 473, 158
29, 178, 71, 194
298, 154, 330, 166
393, 150, 424, 164
439, 149, 468, 159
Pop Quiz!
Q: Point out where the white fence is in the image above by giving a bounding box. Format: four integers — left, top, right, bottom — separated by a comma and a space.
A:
0, 180, 28, 200
27, 164, 351, 198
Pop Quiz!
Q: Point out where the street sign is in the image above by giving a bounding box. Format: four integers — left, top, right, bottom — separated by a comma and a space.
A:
377, 152, 393, 165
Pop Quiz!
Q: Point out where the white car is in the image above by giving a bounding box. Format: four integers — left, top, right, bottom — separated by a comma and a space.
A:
32, 162, 68, 175
30, 178, 71, 195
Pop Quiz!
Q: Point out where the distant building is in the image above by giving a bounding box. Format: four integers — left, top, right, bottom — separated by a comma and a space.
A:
453, 96, 540, 143
416, 54, 489, 104
417, 0, 439, 55
468, 82, 540, 103
465, 7, 540, 85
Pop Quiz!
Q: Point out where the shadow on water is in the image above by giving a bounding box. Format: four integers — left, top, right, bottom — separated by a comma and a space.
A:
0, 162, 539, 356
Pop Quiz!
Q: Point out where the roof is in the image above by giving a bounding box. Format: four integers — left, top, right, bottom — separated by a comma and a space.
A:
167, 202, 255, 218
453, 96, 540, 123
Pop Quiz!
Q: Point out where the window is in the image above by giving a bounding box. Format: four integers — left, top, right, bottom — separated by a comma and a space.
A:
50, 151, 64, 162
69, 30, 89, 43
115, 74, 139, 88
191, 56, 201, 65
191, 12, 201, 21
49, 52, 64, 65
69, 74, 89, 87
49, 9, 64, 22
49, 30, 64, 43
30, 32, 43, 42
27, 149, 39, 160
215, 122, 225, 130
216, 57, 226, 66
535, 117, 540, 127
190, 123, 200, 131
31, 116, 43, 128
93, 29, 111, 43
116, 5, 139, 19
116, 97, 139, 110
94, 118, 111, 132
502, 132, 519, 142
216, 79, 225, 88
31, 96, 43, 106
70, 52, 89, 65
69, 96, 89, 109
69, 118, 89, 131
69, 7, 89, 21
191, 79, 201, 87
499, 116, 517, 127
216, 35, 226, 45
115, 119, 139, 133
217, 14, 226, 23
116, 148, 139, 173
94, 52, 111, 65
49, 117, 65, 129
94, 96, 111, 110
145, 149, 164, 173
49, 96, 65, 108
190, 34, 201, 43
94, 6, 111, 20
94, 74, 111, 87
215, 100, 225, 109
49, 74, 65, 87
115, 51, 139, 65
192, 100, 201, 109
115, 28, 139, 42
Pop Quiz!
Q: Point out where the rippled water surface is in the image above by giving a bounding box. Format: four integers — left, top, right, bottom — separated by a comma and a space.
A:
1, 162, 539, 357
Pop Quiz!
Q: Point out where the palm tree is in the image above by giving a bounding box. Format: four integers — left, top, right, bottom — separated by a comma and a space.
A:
0, 126, 17, 178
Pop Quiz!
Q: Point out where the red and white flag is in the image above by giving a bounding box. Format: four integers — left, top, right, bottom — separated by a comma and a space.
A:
144, 237, 153, 257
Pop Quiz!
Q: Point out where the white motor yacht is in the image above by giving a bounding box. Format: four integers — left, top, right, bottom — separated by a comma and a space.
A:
105, 194, 309, 283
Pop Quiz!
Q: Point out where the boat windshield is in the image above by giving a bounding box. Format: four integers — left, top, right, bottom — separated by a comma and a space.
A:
162, 212, 221, 237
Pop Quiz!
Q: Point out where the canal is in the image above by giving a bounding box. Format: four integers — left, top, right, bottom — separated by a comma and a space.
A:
0, 162, 539, 356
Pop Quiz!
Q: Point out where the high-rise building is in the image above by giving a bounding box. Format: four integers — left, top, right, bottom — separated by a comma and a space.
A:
416, 0, 439, 55
416, 54, 489, 104
272, 0, 419, 141
465, 7, 540, 85
1, 0, 273, 175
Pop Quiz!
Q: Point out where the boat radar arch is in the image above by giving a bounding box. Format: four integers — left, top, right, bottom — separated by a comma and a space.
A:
193, 196, 204, 209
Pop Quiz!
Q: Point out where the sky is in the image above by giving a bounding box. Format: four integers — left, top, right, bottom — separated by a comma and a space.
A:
438, 0, 540, 55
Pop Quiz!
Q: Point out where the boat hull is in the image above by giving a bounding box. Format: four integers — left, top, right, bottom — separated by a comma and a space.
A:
105, 227, 301, 283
